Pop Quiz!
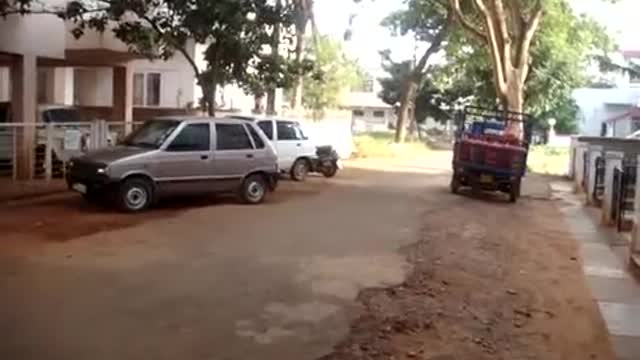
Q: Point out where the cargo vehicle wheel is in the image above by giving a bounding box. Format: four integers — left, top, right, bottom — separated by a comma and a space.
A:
321, 164, 338, 178
450, 175, 460, 194
82, 187, 103, 204
290, 158, 309, 182
509, 179, 521, 203
118, 178, 153, 212
241, 174, 267, 204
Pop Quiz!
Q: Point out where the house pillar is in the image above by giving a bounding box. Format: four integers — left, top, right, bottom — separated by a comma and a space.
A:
10, 54, 37, 180
602, 151, 624, 225
586, 145, 603, 205
574, 144, 587, 193
112, 65, 133, 133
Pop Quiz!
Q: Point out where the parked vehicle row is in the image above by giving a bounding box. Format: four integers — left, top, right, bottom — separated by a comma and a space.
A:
66, 116, 342, 212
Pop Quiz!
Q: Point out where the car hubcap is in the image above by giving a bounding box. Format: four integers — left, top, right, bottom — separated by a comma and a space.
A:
295, 163, 307, 178
126, 187, 147, 210
247, 181, 265, 202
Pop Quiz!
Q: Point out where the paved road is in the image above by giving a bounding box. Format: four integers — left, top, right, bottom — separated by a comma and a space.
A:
0, 160, 449, 360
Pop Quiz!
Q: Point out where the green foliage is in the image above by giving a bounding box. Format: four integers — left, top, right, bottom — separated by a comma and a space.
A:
58, 0, 302, 113
301, 36, 364, 117
435, 0, 615, 134
377, 52, 456, 124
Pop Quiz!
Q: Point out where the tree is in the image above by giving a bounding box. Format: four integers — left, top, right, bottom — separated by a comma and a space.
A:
378, 52, 469, 131
382, 0, 453, 143
439, 0, 614, 134
449, 0, 544, 129
300, 36, 363, 120
289, 0, 319, 112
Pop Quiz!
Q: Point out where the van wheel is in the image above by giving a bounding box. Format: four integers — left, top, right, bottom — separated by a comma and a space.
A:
117, 178, 153, 212
241, 174, 267, 204
290, 159, 309, 182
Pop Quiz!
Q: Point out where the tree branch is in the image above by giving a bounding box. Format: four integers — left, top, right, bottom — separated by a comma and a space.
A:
140, 14, 201, 79
449, 0, 486, 40
516, 0, 543, 79
472, 0, 507, 95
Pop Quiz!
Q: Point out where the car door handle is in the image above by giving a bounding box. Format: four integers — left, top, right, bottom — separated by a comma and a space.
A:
200, 155, 209, 160
246, 154, 254, 159
296, 143, 301, 147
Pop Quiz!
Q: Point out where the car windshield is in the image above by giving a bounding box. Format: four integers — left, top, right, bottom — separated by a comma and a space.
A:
122, 120, 180, 149
43, 108, 83, 123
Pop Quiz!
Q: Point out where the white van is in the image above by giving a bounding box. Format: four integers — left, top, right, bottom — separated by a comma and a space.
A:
228, 116, 317, 181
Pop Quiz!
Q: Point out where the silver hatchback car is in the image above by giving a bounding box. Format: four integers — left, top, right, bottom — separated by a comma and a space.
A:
66, 117, 279, 212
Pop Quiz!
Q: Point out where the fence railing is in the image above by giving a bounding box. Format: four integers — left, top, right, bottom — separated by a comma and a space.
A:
0, 120, 140, 180
593, 155, 605, 205
612, 160, 637, 232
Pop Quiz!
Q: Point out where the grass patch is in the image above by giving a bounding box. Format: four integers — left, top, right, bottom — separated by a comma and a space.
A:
353, 132, 431, 159
527, 145, 569, 176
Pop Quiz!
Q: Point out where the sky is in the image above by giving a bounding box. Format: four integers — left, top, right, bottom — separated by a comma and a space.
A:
314, 0, 640, 71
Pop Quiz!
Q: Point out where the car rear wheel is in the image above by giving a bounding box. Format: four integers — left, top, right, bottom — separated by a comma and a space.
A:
117, 178, 153, 212
241, 174, 267, 204
290, 158, 309, 182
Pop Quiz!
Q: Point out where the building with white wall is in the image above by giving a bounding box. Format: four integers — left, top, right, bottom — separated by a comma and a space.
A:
573, 51, 640, 137
0, 5, 196, 179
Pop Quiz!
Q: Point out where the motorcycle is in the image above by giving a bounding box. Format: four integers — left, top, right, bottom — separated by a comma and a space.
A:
312, 145, 342, 178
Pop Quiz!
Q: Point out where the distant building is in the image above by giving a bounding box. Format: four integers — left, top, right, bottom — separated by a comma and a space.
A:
573, 50, 640, 137
342, 71, 395, 133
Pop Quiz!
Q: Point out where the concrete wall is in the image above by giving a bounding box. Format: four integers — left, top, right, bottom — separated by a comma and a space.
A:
573, 88, 640, 136
0, 13, 66, 58
130, 43, 195, 109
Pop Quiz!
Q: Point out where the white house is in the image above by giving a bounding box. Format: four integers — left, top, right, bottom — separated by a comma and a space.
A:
574, 51, 640, 137
344, 71, 395, 133
0, 4, 197, 179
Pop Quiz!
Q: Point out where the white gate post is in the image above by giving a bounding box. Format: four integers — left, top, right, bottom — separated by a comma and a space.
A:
602, 151, 623, 225
630, 154, 640, 267
45, 123, 53, 181
586, 145, 603, 205
575, 144, 587, 192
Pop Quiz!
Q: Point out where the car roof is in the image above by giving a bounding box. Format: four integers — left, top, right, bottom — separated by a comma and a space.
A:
38, 104, 76, 111
151, 116, 260, 125
224, 115, 303, 123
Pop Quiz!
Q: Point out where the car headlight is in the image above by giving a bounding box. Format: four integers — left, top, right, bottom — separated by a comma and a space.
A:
97, 167, 107, 174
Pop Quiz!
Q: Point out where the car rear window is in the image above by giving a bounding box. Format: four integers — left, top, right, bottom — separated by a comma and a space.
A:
216, 123, 253, 150
245, 124, 265, 149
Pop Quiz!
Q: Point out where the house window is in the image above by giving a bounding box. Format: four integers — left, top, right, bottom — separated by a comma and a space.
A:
373, 110, 385, 118
146, 73, 161, 106
353, 110, 364, 117
133, 73, 144, 106
133, 72, 162, 106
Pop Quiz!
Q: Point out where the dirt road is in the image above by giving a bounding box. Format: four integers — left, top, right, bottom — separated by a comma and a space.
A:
0, 157, 615, 360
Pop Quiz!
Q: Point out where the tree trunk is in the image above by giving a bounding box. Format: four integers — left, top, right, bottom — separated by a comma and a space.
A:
395, 80, 418, 143
266, 90, 277, 115
291, 31, 305, 112
200, 80, 216, 117
253, 94, 265, 114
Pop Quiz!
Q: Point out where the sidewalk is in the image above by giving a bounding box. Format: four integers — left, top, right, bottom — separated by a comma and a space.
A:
0, 178, 67, 203
553, 181, 640, 360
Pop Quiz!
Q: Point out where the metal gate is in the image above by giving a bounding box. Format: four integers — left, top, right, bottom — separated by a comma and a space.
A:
582, 150, 590, 191
593, 155, 605, 204
0, 120, 141, 180
614, 160, 637, 232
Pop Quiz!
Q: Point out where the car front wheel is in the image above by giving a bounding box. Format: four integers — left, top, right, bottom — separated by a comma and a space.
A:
290, 159, 309, 182
241, 174, 267, 204
117, 178, 153, 212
